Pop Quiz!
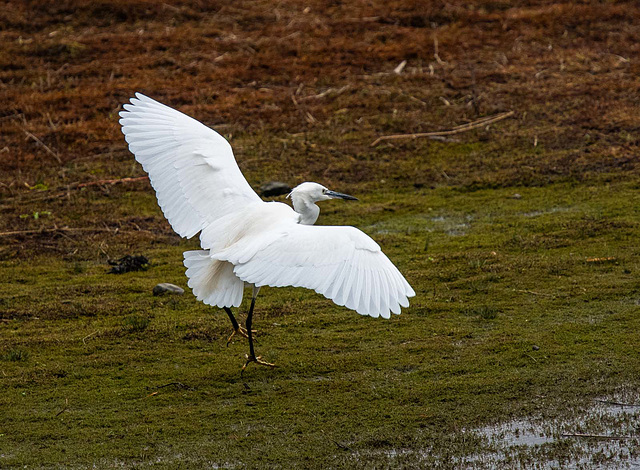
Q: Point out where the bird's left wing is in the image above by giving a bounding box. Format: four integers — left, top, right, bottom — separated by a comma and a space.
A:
119, 93, 262, 239
213, 223, 415, 319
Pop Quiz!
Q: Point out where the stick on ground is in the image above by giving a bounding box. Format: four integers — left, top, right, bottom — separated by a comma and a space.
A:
594, 399, 640, 408
371, 111, 515, 146
561, 433, 631, 440
71, 176, 149, 189
0, 226, 153, 238
22, 129, 62, 164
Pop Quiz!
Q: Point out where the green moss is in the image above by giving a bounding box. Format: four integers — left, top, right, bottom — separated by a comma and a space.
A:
1, 179, 639, 468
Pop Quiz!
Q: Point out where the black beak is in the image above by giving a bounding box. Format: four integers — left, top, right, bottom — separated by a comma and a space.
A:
325, 190, 358, 201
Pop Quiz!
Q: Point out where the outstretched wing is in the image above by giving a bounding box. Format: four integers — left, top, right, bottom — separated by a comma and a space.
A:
119, 93, 261, 239
214, 223, 415, 319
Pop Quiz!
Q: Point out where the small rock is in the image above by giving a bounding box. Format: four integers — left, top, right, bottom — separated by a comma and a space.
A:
510, 193, 522, 199
260, 181, 291, 197
153, 283, 184, 296
532, 345, 540, 351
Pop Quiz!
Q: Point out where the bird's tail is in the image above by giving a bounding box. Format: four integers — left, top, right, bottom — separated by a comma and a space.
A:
183, 250, 244, 308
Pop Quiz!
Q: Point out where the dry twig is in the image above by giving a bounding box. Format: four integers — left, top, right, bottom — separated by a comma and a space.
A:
55, 398, 69, 417
516, 289, 555, 297
144, 383, 196, 397
394, 60, 407, 74
0, 226, 118, 237
2, 176, 150, 206
333, 440, 353, 451
586, 257, 617, 263
561, 433, 631, 440
594, 399, 640, 408
299, 85, 350, 102
22, 129, 62, 164
70, 176, 149, 189
82, 331, 98, 344
0, 113, 24, 122
434, 36, 446, 65
370, 111, 515, 146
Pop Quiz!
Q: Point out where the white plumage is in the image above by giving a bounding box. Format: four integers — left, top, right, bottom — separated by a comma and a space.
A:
120, 93, 261, 239
120, 93, 414, 364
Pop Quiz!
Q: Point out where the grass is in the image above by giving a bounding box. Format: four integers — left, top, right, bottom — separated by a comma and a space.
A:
1, 0, 640, 468
2, 181, 640, 468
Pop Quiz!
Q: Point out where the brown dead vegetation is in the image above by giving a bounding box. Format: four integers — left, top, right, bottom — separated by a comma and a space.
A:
1, 0, 639, 255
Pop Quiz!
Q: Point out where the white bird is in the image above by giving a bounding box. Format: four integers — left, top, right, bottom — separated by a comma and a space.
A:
119, 93, 415, 370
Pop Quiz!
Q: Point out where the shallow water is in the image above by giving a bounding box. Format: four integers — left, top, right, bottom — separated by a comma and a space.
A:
479, 418, 555, 447
521, 206, 571, 218
470, 397, 640, 469
355, 394, 640, 469
366, 212, 474, 237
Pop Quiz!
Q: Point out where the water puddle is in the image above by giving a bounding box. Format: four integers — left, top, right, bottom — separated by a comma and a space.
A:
521, 206, 571, 218
478, 418, 555, 447
367, 213, 473, 237
429, 215, 472, 236
468, 397, 640, 469
348, 394, 640, 469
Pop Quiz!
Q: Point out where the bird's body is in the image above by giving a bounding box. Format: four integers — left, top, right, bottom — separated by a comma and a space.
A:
120, 93, 414, 369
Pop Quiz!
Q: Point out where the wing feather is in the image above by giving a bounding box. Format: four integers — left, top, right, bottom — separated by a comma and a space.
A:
215, 223, 414, 318
363, 262, 373, 316
329, 258, 350, 303
119, 93, 261, 239
379, 268, 390, 319
337, 258, 355, 307
349, 250, 364, 312
373, 268, 383, 316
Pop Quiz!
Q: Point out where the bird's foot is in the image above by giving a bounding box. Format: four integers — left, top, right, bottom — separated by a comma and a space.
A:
226, 326, 257, 347
241, 354, 277, 373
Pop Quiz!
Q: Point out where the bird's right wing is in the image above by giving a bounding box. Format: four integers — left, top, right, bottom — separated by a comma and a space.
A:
119, 93, 262, 239
213, 223, 415, 319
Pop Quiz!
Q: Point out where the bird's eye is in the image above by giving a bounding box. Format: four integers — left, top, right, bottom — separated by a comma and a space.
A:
322, 189, 326, 194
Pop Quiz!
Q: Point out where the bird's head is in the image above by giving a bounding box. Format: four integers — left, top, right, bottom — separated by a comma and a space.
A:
287, 182, 357, 225
287, 182, 358, 204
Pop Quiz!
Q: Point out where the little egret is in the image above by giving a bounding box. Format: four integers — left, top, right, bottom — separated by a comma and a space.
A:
119, 93, 415, 370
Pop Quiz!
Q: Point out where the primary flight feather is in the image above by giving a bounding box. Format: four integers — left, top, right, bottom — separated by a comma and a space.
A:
120, 93, 415, 370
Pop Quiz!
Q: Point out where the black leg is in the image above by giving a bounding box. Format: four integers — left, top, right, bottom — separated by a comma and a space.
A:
246, 297, 257, 359
224, 307, 240, 331
241, 287, 276, 372
224, 306, 250, 346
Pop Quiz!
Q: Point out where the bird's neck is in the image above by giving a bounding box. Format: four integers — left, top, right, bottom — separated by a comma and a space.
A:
292, 197, 320, 225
